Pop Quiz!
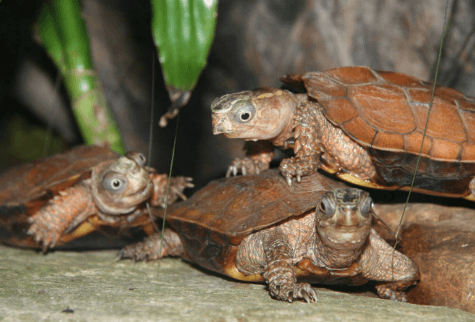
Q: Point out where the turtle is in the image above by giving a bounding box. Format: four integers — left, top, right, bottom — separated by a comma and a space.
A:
211, 66, 475, 200
117, 170, 419, 303
0, 145, 193, 252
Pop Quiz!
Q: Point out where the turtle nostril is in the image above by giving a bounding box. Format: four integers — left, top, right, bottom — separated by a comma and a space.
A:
213, 122, 228, 134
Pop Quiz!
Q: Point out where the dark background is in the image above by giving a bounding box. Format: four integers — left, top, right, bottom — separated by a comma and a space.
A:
1, 0, 475, 195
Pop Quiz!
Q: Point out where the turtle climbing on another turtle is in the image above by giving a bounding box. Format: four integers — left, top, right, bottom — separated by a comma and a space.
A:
0, 145, 193, 252
118, 170, 419, 302
211, 66, 475, 200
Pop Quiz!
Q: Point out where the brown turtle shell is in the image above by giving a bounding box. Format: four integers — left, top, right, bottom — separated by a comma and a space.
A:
152, 170, 392, 283
281, 66, 475, 198
0, 145, 153, 249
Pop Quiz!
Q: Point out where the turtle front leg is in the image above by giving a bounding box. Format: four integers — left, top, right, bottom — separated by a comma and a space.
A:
149, 174, 194, 207
227, 141, 274, 177
359, 230, 419, 302
262, 236, 317, 303
117, 229, 184, 262
279, 123, 320, 185
27, 184, 97, 252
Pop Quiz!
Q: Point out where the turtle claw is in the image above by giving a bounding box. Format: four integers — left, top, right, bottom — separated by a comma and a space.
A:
28, 216, 61, 253
227, 157, 270, 177
293, 283, 317, 303
152, 176, 194, 206
117, 242, 153, 262
285, 176, 293, 186
279, 156, 319, 184
270, 282, 316, 303
376, 284, 408, 302
171, 187, 187, 201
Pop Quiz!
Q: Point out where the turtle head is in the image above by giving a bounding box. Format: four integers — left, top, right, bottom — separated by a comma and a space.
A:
316, 188, 373, 251
211, 88, 297, 140
91, 151, 154, 215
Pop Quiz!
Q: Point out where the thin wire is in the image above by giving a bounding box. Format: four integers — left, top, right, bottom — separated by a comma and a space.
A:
158, 111, 180, 266
391, 0, 451, 277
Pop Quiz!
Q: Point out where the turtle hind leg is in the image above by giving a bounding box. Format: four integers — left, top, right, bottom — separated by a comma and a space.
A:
116, 229, 183, 262
375, 280, 415, 302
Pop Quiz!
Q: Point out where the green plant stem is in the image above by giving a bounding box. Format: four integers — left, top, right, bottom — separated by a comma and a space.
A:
38, 0, 125, 153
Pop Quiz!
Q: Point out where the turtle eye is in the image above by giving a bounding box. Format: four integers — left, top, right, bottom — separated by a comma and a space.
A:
103, 172, 128, 194
135, 153, 146, 166
233, 104, 256, 123
319, 197, 335, 218
125, 151, 146, 167
359, 195, 373, 218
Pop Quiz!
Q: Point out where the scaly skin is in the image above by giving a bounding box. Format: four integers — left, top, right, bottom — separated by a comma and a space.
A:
118, 188, 419, 303
237, 188, 418, 302
117, 229, 184, 262
28, 183, 97, 253
359, 230, 421, 302
227, 141, 274, 177
149, 173, 194, 207
211, 89, 376, 185
27, 152, 192, 252
280, 99, 376, 185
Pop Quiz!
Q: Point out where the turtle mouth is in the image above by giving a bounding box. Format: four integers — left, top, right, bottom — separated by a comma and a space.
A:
121, 181, 154, 206
213, 126, 231, 135
132, 181, 154, 199
212, 115, 232, 135
319, 225, 370, 248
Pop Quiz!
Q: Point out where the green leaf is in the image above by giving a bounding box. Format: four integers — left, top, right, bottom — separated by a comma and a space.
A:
151, 0, 218, 91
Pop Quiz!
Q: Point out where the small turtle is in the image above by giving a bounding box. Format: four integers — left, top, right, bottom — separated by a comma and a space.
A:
211, 66, 475, 200
0, 145, 193, 252
118, 170, 418, 302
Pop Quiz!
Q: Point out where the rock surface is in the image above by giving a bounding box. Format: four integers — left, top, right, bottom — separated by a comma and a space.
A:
1, 245, 474, 322
374, 202, 475, 313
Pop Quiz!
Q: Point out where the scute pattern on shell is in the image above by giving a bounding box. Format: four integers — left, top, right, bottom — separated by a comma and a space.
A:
302, 66, 475, 162
151, 170, 346, 273
0, 145, 118, 208
163, 170, 346, 241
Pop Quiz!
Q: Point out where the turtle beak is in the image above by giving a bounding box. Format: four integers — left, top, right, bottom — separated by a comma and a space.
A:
212, 115, 231, 135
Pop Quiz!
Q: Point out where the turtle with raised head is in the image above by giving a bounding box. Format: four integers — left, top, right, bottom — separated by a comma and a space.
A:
211, 66, 475, 200
118, 170, 419, 302
0, 145, 193, 252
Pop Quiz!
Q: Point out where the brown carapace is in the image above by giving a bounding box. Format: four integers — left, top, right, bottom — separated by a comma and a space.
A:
0, 145, 193, 252
118, 170, 419, 303
211, 66, 475, 200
